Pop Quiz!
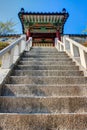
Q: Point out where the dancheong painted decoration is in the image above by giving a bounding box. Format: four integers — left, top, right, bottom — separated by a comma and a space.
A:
18, 8, 69, 46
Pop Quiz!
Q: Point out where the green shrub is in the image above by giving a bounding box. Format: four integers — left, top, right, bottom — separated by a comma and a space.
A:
0, 60, 1, 67
0, 42, 9, 67
0, 42, 9, 50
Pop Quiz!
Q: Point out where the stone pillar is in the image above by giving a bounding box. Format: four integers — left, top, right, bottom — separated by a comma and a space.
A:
56, 30, 61, 41
26, 29, 30, 41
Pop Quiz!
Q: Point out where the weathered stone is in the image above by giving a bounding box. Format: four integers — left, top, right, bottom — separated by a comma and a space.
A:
9, 76, 87, 84
0, 114, 87, 130
3, 84, 87, 96
0, 96, 87, 113
12, 70, 83, 76
0, 47, 87, 129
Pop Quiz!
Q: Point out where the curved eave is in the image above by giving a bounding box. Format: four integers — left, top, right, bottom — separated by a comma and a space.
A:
18, 11, 69, 15
61, 13, 69, 34
18, 11, 69, 34
18, 13, 25, 34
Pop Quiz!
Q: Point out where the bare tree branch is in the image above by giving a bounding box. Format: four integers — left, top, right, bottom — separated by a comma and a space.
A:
0, 19, 16, 35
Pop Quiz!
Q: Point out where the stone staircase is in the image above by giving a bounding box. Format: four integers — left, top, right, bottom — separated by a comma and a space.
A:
0, 47, 87, 130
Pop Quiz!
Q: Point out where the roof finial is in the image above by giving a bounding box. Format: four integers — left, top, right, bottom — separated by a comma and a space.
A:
20, 8, 25, 13
62, 8, 66, 13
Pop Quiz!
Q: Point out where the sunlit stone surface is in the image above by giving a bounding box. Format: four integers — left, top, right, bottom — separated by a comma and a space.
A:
0, 47, 87, 129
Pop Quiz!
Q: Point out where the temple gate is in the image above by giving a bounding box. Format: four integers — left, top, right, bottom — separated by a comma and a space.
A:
18, 8, 69, 46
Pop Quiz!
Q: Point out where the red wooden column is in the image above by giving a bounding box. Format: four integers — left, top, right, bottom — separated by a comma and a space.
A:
26, 29, 31, 41
56, 30, 61, 41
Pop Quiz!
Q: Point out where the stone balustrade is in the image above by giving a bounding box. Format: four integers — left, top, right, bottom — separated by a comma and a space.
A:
55, 36, 87, 75
0, 35, 32, 84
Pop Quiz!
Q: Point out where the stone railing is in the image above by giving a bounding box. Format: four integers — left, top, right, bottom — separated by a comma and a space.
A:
55, 36, 87, 75
0, 35, 32, 84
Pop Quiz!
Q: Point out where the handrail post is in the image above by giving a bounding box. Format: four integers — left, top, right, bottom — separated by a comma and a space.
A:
20, 35, 26, 53
79, 48, 87, 69
70, 42, 74, 57
25, 37, 32, 51
29, 37, 32, 48
13, 44, 20, 63
63, 35, 69, 51
1, 49, 14, 69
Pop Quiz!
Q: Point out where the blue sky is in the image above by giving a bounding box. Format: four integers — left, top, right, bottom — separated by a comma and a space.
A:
0, 0, 87, 34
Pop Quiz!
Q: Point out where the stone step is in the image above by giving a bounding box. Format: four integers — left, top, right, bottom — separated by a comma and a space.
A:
22, 55, 69, 58
30, 50, 58, 53
27, 52, 65, 55
3, 84, 87, 96
1, 46, 87, 130
31, 47, 56, 50
0, 113, 87, 130
21, 57, 72, 61
0, 96, 87, 113
23, 52, 68, 55
30, 47, 57, 50
21, 55, 70, 59
12, 70, 83, 76
15, 65, 79, 70
23, 51, 68, 54
19, 60, 76, 65
25, 48, 64, 51
9, 76, 87, 84
24, 52, 67, 56
30, 48, 59, 52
